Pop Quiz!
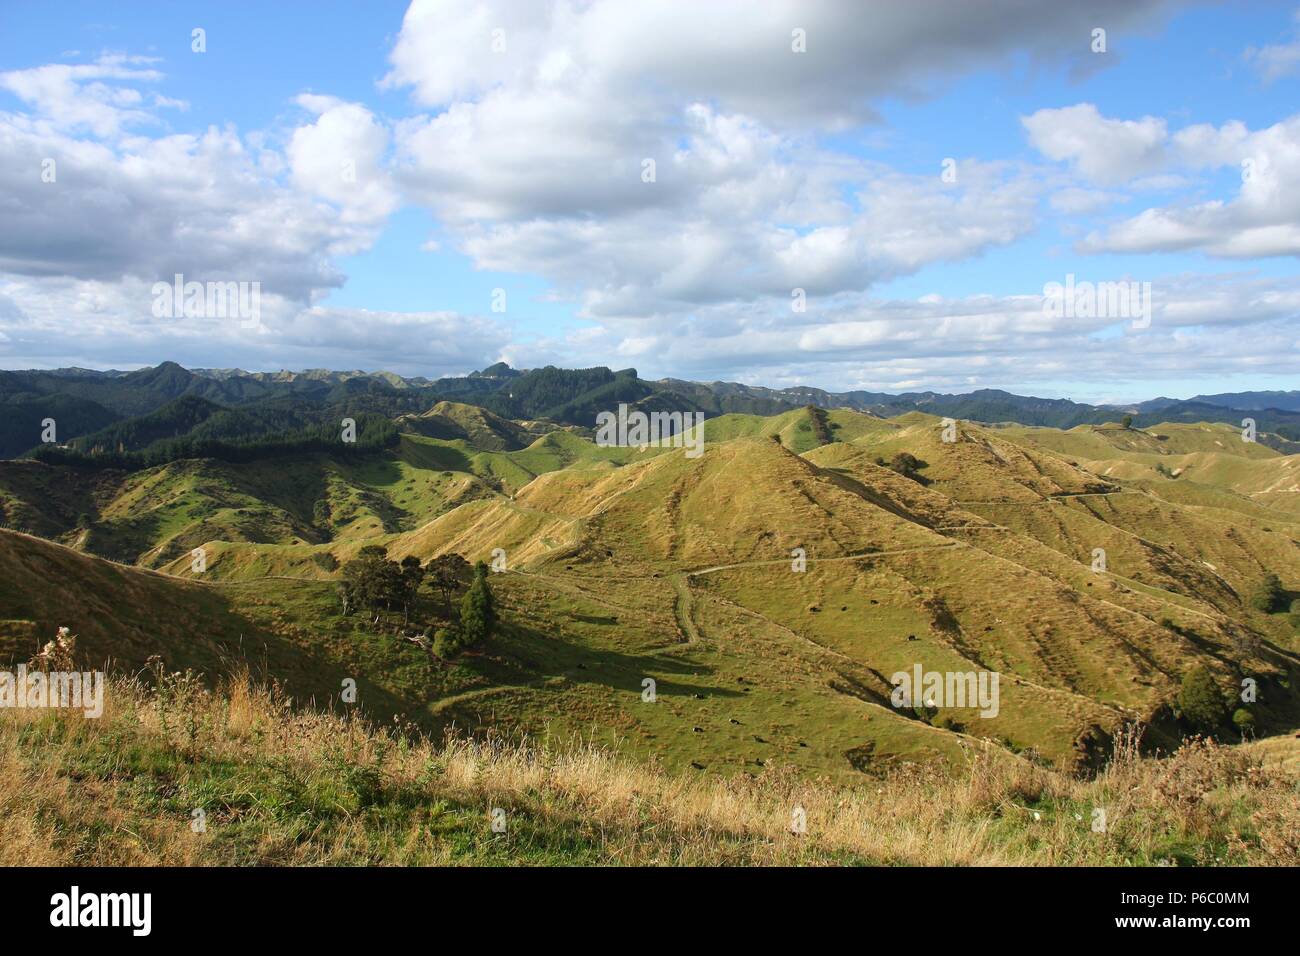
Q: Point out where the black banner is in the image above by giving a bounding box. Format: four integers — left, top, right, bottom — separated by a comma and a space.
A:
0, 865, 1278, 941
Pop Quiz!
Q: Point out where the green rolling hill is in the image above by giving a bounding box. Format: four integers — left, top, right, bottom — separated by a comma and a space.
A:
3, 401, 1297, 784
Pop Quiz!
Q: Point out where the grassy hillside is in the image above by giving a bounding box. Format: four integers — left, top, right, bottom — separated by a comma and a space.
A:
3, 406, 1300, 785
0, 530, 435, 724
2, 674, 1296, 866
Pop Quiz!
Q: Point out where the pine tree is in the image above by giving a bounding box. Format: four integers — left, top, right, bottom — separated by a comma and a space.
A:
458, 561, 497, 648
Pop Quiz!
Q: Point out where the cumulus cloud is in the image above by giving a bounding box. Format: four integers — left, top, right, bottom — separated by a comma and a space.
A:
288, 95, 398, 225
1078, 114, 1300, 258
0, 273, 509, 377
0, 53, 403, 352
0, 118, 363, 298
1022, 104, 1168, 185
5, 0, 1297, 400
385, 0, 1124, 320
1049, 187, 1127, 215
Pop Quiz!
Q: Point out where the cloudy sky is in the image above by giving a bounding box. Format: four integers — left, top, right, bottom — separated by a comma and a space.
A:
1, 0, 1298, 402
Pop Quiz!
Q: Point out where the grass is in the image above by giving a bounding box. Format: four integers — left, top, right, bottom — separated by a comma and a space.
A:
1, 673, 1296, 866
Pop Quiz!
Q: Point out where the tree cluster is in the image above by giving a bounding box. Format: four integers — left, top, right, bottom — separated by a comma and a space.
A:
339, 549, 495, 659
340, 546, 427, 625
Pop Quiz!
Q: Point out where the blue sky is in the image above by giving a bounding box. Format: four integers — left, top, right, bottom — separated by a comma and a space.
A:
1, 0, 1298, 402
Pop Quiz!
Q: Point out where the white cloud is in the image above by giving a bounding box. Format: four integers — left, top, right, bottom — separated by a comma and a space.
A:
1080, 114, 1300, 258
0, 50, 432, 377
1022, 104, 1168, 185
7, 1, 1298, 401
1049, 187, 1127, 215
384, 0, 1171, 129
288, 96, 398, 225
386, 0, 1081, 321
0, 274, 509, 377
380, 0, 1195, 325
0, 50, 407, 333
499, 272, 1300, 393
0, 117, 362, 297
0, 54, 181, 137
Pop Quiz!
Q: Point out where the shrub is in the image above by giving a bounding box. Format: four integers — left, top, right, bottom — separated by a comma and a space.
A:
1232, 708, 1256, 737
433, 626, 463, 659
887, 452, 930, 485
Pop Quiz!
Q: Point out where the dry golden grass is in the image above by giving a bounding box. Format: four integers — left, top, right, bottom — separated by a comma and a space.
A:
1, 672, 1296, 867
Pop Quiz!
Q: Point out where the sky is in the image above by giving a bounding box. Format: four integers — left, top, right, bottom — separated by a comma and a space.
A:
1, 0, 1298, 403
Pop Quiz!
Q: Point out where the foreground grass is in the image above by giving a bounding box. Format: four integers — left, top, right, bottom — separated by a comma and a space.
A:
1, 673, 1297, 866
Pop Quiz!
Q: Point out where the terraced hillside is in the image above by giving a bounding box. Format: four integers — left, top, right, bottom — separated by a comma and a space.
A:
2, 406, 1298, 782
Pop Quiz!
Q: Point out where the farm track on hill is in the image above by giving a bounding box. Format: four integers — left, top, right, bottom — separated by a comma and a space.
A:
686, 541, 966, 577
670, 573, 702, 644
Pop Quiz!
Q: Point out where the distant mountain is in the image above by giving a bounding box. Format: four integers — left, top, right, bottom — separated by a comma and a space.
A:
68, 394, 231, 454
467, 361, 521, 380
0, 393, 121, 459
1187, 390, 1300, 413
399, 400, 534, 451
192, 367, 434, 389
4, 360, 1300, 459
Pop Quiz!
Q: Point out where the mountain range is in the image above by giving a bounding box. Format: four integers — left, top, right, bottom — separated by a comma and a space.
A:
4, 360, 1299, 461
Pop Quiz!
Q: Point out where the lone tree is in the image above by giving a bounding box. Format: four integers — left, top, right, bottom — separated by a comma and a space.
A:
1248, 573, 1287, 613
1121, 414, 1134, 429
1177, 665, 1228, 732
459, 561, 497, 647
